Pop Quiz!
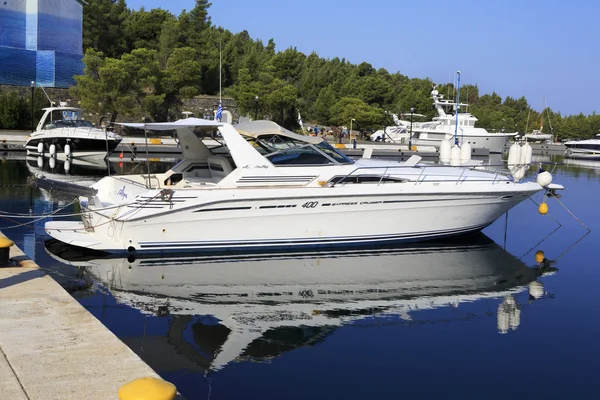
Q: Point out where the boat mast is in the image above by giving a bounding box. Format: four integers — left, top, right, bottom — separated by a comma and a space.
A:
454, 71, 461, 145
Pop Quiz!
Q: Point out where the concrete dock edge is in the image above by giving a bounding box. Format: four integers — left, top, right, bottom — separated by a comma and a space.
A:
0, 231, 179, 400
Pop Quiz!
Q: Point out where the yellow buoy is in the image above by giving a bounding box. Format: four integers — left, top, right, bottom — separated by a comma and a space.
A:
538, 202, 548, 215
118, 377, 176, 400
535, 250, 545, 264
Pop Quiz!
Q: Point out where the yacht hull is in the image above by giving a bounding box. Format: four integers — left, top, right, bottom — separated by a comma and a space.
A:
25, 136, 121, 161
414, 132, 512, 154
45, 183, 541, 255
565, 148, 600, 160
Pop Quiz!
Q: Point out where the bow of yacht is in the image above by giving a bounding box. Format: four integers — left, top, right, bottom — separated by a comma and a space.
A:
45, 118, 550, 255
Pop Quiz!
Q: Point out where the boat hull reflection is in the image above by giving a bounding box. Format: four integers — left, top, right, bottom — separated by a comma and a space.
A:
45, 234, 552, 371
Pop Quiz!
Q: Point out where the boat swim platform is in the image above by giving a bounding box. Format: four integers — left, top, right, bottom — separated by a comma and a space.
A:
0, 230, 182, 400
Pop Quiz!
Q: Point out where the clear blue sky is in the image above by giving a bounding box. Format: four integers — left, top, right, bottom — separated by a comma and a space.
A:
127, 0, 598, 116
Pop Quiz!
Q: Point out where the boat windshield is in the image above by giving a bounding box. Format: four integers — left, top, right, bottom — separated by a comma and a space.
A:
250, 134, 353, 165
45, 120, 95, 129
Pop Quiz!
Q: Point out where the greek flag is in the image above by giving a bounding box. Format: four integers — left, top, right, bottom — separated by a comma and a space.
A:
216, 101, 223, 121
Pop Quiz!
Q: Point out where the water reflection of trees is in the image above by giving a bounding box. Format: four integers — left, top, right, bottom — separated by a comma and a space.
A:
533, 154, 600, 181
0, 160, 31, 199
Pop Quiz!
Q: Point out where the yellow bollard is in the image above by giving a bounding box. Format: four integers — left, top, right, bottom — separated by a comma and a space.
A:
118, 377, 176, 400
0, 237, 14, 266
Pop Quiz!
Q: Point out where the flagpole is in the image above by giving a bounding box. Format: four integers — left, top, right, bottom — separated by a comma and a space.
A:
219, 40, 222, 103
217, 39, 222, 122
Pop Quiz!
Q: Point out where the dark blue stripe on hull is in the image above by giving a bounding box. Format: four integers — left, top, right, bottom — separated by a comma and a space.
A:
131, 224, 489, 255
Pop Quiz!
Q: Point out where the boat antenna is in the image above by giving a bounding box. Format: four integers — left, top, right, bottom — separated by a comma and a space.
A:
38, 84, 54, 107
454, 70, 461, 145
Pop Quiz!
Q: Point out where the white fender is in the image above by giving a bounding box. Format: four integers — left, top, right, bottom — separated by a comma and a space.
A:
49, 144, 56, 156
460, 142, 472, 164
37, 142, 44, 154
537, 170, 552, 187
507, 143, 521, 181
439, 140, 451, 164
450, 144, 461, 166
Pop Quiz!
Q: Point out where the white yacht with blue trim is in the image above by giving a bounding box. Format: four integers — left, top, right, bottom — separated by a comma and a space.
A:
45, 118, 550, 255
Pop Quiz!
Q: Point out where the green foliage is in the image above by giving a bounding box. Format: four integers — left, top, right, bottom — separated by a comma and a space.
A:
330, 97, 384, 130
71, 48, 163, 122
124, 7, 174, 51
0, 90, 26, 129
83, 0, 129, 58
72, 1, 598, 139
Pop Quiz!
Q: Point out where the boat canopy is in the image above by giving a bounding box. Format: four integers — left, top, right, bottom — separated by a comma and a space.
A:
115, 117, 223, 130
234, 120, 323, 144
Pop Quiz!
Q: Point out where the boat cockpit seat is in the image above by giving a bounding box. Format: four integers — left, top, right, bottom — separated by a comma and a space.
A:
207, 156, 234, 180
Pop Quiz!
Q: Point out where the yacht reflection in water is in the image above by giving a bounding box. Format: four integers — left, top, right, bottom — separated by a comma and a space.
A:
46, 233, 556, 372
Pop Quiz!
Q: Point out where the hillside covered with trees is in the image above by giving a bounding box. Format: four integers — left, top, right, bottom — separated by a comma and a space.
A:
1, 0, 598, 139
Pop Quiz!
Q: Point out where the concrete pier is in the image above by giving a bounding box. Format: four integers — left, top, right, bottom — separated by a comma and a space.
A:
0, 232, 173, 400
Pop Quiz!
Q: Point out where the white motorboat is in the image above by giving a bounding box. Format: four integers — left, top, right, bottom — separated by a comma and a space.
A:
44, 118, 552, 255
405, 88, 516, 153
564, 134, 600, 160
25, 104, 122, 163
45, 233, 555, 371
523, 129, 553, 143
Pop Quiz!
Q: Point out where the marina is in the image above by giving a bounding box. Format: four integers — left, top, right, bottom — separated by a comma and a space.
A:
1, 1, 600, 399
1, 142, 598, 399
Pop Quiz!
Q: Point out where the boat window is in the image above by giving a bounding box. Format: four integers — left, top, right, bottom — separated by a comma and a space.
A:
52, 120, 94, 128
330, 175, 408, 184
255, 134, 306, 151
252, 134, 354, 165
267, 145, 334, 165
315, 141, 353, 163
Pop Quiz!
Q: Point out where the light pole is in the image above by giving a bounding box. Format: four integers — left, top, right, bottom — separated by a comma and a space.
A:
409, 107, 414, 150
350, 118, 355, 144
30, 81, 35, 132
254, 95, 259, 120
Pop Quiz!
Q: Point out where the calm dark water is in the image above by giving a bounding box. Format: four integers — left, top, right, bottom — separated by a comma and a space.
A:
1, 155, 599, 400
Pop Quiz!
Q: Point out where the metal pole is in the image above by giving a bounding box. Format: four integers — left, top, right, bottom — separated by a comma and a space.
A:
254, 96, 259, 120
100, 116, 110, 177
30, 81, 35, 132
454, 71, 461, 145
409, 107, 414, 150
144, 126, 151, 189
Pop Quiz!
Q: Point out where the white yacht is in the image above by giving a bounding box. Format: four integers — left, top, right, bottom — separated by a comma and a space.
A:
25, 104, 122, 163
564, 134, 600, 160
44, 118, 554, 255
406, 89, 517, 153
45, 234, 554, 371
